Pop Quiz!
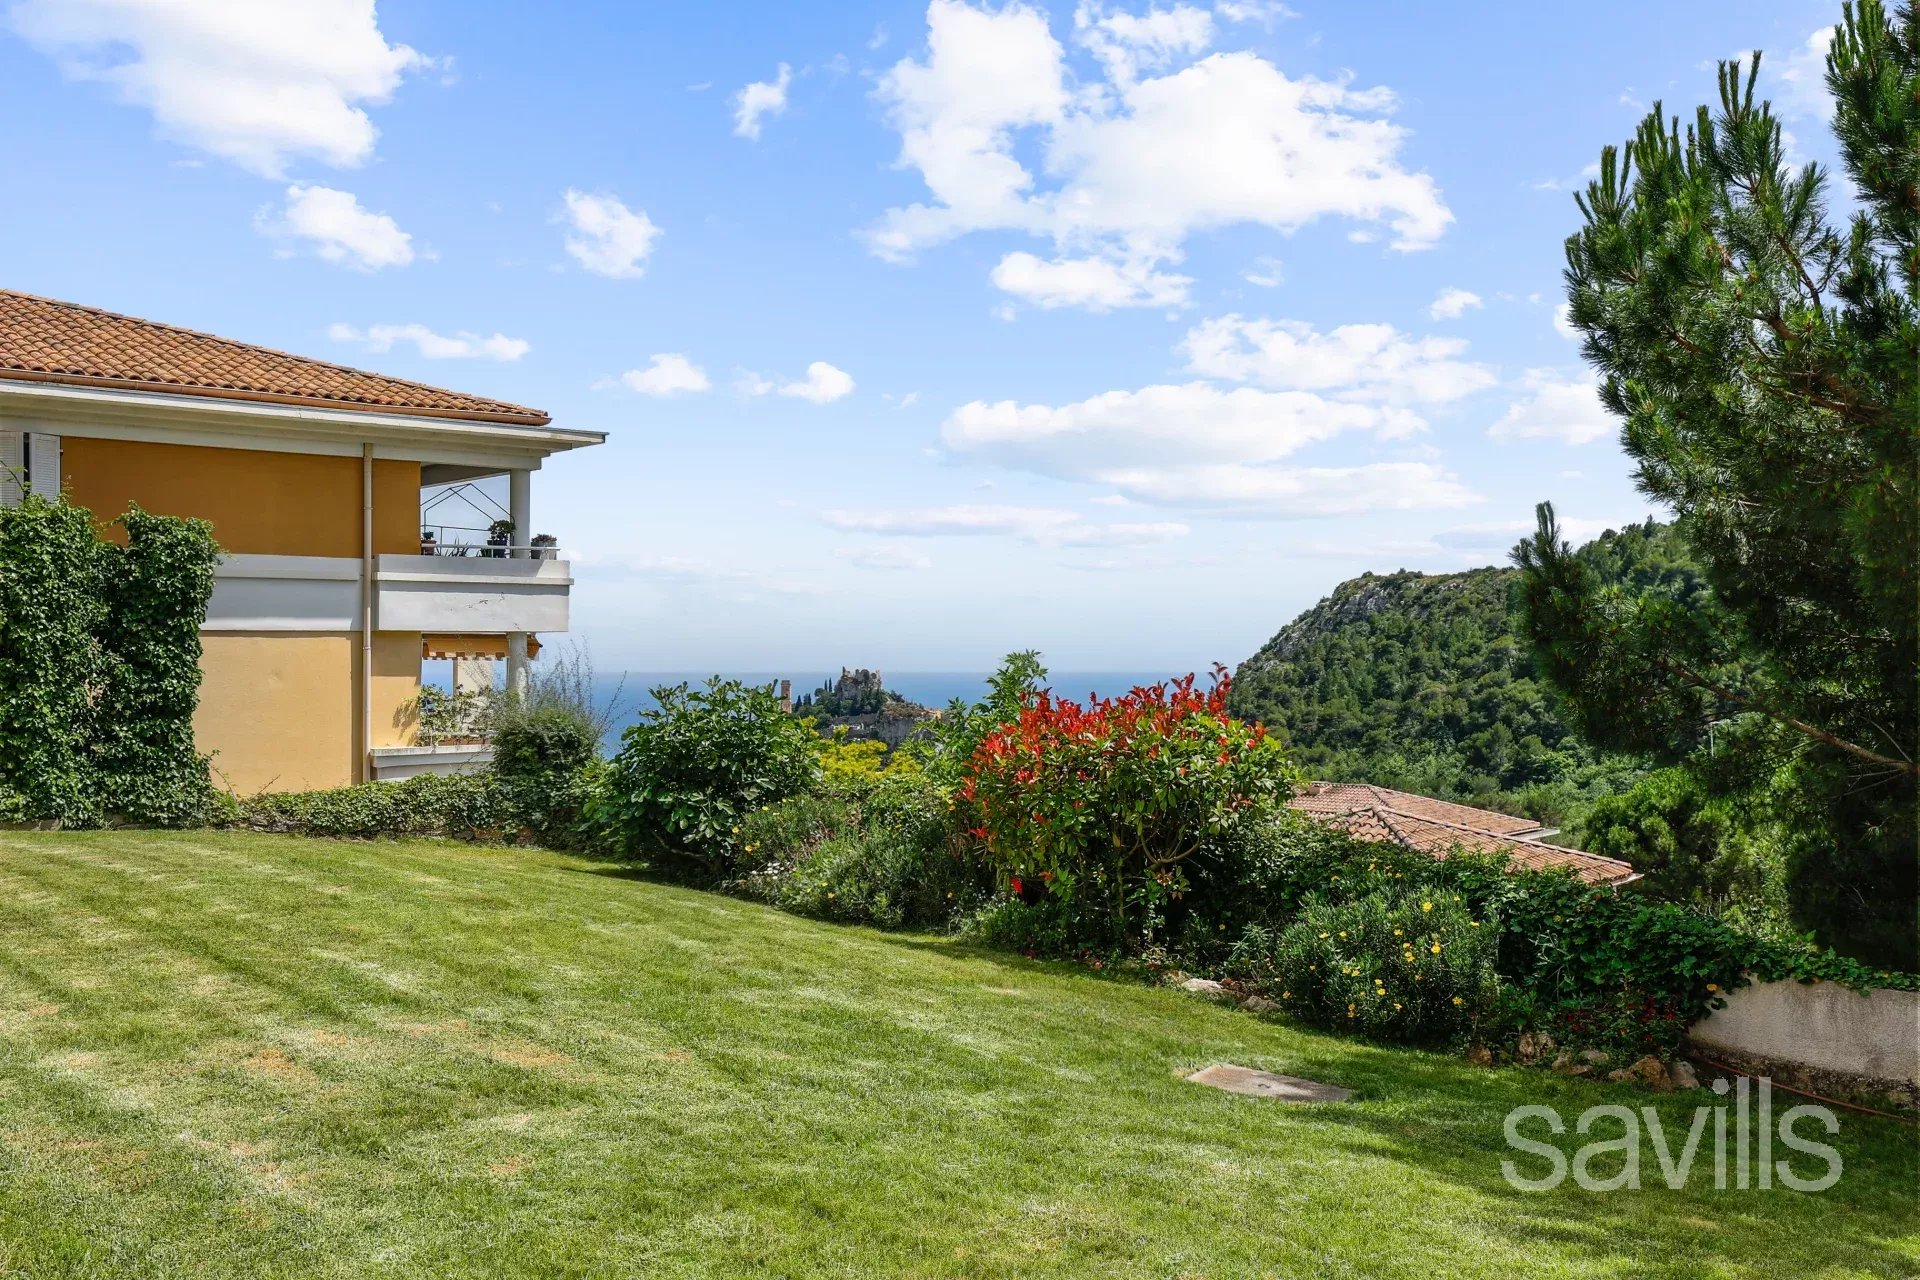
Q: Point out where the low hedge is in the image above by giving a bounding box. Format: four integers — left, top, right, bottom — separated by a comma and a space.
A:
222, 773, 513, 841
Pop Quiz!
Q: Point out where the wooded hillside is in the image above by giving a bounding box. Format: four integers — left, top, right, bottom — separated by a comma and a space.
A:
1228, 521, 1703, 823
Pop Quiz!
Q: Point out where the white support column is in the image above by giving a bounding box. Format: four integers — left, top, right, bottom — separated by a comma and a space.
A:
506, 467, 532, 701
509, 469, 531, 559
506, 632, 530, 701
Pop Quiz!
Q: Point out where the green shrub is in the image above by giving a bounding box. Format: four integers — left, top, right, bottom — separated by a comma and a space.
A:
0, 495, 219, 827
1225, 889, 1501, 1046
491, 703, 599, 847
91, 504, 220, 826
970, 894, 1083, 958
589, 678, 819, 875
959, 668, 1296, 949
734, 773, 985, 930
1210, 820, 1918, 1056
1569, 767, 1788, 926
230, 773, 510, 840
0, 494, 107, 825
733, 790, 854, 872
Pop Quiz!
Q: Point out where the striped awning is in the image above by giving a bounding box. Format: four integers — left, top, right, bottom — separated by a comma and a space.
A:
421, 633, 541, 661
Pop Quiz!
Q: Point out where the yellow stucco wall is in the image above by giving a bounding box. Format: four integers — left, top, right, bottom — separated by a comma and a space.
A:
198, 633, 356, 793
197, 631, 423, 792
372, 631, 423, 749
62, 437, 420, 556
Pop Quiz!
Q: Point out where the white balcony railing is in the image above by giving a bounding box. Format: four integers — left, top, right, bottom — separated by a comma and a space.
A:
417, 522, 561, 559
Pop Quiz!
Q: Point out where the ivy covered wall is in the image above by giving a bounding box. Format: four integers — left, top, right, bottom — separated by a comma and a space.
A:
0, 495, 220, 826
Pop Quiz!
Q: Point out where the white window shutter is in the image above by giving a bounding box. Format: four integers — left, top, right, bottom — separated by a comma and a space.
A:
26, 432, 59, 501
0, 430, 21, 509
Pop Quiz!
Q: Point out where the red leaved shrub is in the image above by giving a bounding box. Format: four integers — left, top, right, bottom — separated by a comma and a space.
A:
958, 667, 1297, 944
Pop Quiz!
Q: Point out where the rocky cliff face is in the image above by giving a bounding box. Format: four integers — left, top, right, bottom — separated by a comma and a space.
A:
819, 706, 936, 749
1241, 569, 1507, 669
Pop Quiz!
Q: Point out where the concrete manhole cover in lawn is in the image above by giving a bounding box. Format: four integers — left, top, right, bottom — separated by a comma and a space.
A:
1185, 1063, 1352, 1102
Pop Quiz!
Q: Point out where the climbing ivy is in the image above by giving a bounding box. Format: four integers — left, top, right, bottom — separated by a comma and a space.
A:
0, 494, 106, 825
92, 504, 220, 825
0, 494, 220, 826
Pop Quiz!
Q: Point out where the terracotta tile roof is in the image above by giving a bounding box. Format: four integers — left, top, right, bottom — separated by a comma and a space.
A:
1290, 782, 1638, 887
0, 290, 550, 426
1291, 781, 1545, 837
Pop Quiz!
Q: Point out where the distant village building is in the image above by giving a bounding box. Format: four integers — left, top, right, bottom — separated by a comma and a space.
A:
789, 667, 936, 749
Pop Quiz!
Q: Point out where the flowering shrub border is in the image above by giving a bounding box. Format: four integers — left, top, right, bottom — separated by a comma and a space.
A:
1221, 828, 1919, 1056
1226, 889, 1501, 1045
959, 669, 1297, 943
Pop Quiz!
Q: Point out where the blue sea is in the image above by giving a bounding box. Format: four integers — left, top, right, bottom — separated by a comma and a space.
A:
426, 665, 1215, 752
586, 670, 1199, 750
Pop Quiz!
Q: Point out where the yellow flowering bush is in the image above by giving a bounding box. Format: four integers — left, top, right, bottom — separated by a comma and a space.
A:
817, 733, 922, 790
1222, 889, 1500, 1045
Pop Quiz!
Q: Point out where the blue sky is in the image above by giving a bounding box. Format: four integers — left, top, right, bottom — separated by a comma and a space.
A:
0, 0, 1845, 673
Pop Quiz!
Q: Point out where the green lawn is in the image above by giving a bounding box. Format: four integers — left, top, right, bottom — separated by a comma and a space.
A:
0, 832, 1913, 1279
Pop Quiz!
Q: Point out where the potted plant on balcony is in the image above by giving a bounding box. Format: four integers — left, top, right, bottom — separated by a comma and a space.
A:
530, 533, 557, 561
486, 519, 514, 559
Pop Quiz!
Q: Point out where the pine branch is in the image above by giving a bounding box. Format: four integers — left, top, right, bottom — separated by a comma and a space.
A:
1648, 653, 1918, 773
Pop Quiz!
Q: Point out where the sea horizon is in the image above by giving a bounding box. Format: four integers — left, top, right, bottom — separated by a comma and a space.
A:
582, 669, 1221, 748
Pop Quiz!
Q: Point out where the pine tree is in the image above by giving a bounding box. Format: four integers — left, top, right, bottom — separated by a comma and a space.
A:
1515, 0, 1918, 966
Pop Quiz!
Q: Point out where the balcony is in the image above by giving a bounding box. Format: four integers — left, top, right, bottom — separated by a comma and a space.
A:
375, 550, 571, 634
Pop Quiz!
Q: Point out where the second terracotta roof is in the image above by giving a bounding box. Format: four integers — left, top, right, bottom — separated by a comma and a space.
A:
1289, 781, 1638, 887
1291, 781, 1545, 836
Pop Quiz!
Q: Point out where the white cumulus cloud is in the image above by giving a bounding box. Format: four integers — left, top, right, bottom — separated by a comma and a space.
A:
561, 189, 661, 279
1487, 369, 1616, 445
734, 62, 792, 139
1181, 315, 1496, 410
327, 322, 526, 360
944, 382, 1379, 474
777, 362, 856, 403
937, 310, 1502, 516
1075, 1, 1214, 84
620, 353, 711, 397
258, 184, 413, 270
7, 0, 433, 177
1095, 460, 1480, 517
1214, 0, 1295, 23
1772, 26, 1836, 122
867, 1, 1451, 309
990, 250, 1192, 309
1428, 287, 1482, 320
1242, 255, 1284, 288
